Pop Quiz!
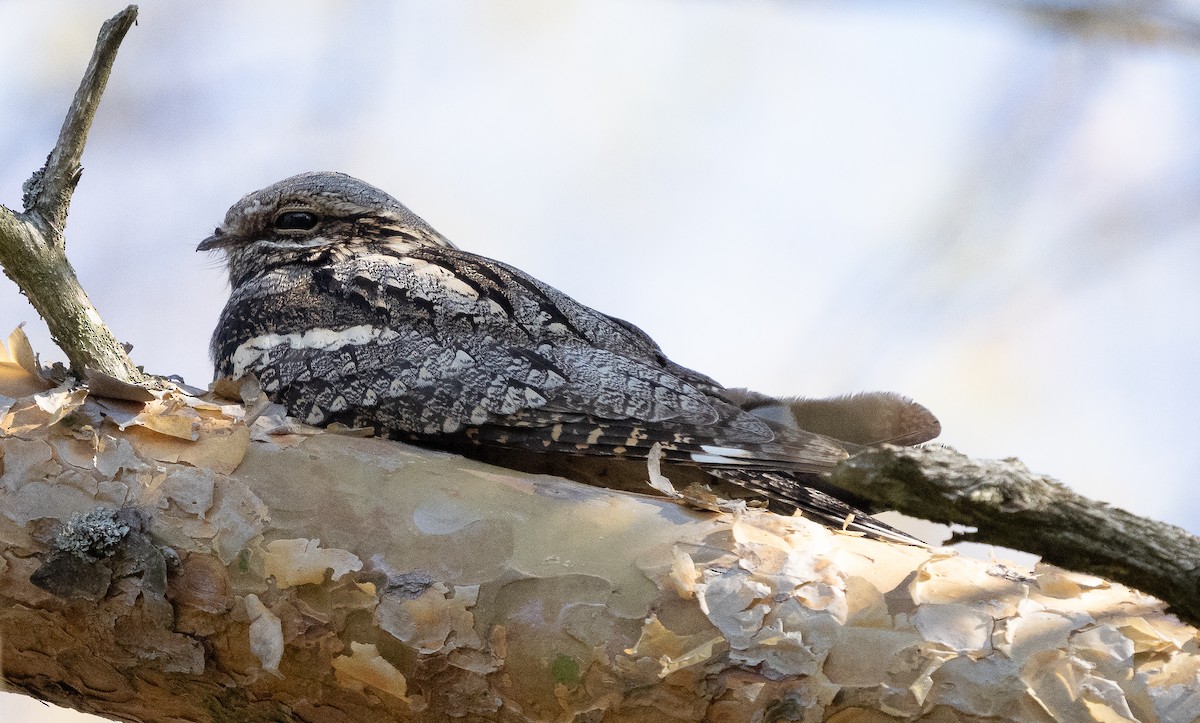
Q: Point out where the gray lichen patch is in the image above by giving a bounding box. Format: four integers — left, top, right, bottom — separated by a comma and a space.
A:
29, 506, 164, 602
51, 506, 131, 561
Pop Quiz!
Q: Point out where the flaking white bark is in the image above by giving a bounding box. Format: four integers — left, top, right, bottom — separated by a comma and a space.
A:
0, 364, 1198, 722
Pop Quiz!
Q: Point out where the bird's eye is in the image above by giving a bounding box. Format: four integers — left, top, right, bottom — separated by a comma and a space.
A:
274, 211, 320, 230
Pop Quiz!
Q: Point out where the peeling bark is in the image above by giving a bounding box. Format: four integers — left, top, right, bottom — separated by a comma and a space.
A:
832, 445, 1200, 627
1, 364, 1198, 722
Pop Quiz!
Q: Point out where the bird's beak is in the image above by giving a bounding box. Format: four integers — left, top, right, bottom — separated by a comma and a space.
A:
196, 228, 228, 252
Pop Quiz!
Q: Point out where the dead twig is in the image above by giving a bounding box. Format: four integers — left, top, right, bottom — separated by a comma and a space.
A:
0, 5, 149, 388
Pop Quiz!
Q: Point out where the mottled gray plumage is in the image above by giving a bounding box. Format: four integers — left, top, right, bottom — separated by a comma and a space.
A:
200, 172, 932, 543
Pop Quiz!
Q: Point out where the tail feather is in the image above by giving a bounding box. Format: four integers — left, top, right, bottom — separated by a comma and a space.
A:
494, 417, 849, 473
707, 468, 925, 546
449, 420, 926, 546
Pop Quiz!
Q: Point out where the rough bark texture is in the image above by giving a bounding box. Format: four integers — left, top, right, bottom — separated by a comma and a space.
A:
2, 362, 1199, 723
832, 446, 1200, 628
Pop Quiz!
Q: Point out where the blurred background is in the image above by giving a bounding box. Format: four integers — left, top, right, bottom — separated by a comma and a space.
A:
2, 1, 1199, 718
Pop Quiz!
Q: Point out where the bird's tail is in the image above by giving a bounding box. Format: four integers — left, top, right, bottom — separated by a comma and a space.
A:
706, 467, 926, 546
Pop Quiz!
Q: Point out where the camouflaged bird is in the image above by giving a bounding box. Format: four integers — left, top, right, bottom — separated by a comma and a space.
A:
199, 172, 940, 544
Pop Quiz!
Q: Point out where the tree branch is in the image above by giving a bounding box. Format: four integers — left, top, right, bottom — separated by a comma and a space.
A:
981, 0, 1200, 47
1, 368, 1196, 722
0, 5, 147, 386
833, 444, 1200, 626
27, 6, 139, 235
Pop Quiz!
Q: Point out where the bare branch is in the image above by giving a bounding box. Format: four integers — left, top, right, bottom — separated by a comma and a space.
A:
985, 0, 1200, 47
1, 373, 1195, 721
832, 444, 1200, 626
25, 5, 139, 237
0, 6, 149, 386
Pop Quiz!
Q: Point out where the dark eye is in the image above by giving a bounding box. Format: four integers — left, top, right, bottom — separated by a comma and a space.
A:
274, 211, 320, 230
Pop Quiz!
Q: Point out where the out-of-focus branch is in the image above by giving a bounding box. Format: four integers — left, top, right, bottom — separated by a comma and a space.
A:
978, 0, 1200, 46
0, 5, 148, 387
833, 444, 1200, 626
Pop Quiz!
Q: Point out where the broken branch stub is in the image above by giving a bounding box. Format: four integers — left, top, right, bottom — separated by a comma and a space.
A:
0, 5, 147, 385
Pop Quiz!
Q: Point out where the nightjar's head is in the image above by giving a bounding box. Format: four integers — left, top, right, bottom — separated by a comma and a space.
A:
197, 171, 456, 286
